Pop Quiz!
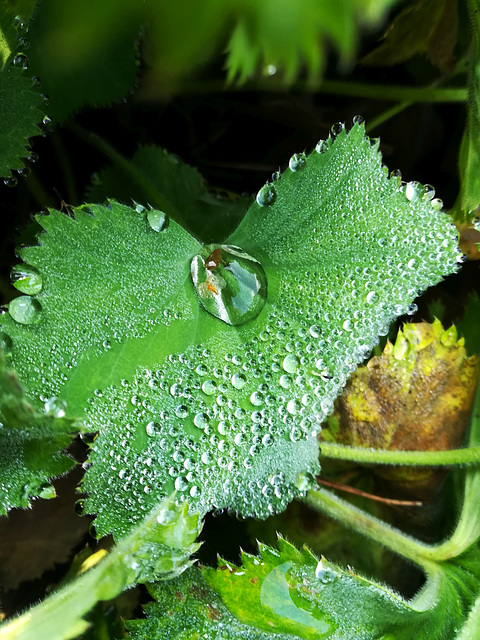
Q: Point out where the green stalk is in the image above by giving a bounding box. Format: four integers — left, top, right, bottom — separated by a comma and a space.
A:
320, 442, 480, 466
317, 81, 467, 103
303, 487, 437, 570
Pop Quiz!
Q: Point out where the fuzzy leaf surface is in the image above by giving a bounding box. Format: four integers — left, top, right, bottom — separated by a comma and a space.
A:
0, 496, 201, 640
0, 350, 74, 513
127, 537, 480, 640
1, 123, 461, 538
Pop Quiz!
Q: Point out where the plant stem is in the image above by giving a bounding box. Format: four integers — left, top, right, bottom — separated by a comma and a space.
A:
320, 442, 480, 466
67, 121, 187, 228
317, 81, 467, 103
303, 487, 436, 569
367, 101, 412, 132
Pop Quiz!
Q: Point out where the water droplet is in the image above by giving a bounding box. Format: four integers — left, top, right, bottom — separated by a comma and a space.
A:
8, 296, 42, 324
431, 198, 443, 211
231, 373, 246, 389
352, 115, 364, 126
194, 412, 208, 429
315, 139, 329, 154
174, 476, 188, 491
191, 245, 267, 326
405, 181, 423, 202
175, 404, 188, 418
423, 184, 435, 200
331, 122, 344, 136
12, 53, 28, 69
309, 324, 321, 338
250, 391, 264, 406
13, 15, 28, 33
202, 379, 217, 395
147, 209, 168, 231
32, 76, 42, 88
289, 152, 306, 172
44, 396, 67, 418
11, 264, 43, 295
256, 183, 276, 207
4, 176, 18, 188
145, 421, 156, 436
366, 291, 378, 304
282, 354, 298, 373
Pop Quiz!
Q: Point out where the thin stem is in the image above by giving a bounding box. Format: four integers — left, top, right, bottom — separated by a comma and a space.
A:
67, 122, 187, 228
317, 81, 467, 103
304, 487, 436, 569
367, 101, 412, 132
320, 442, 480, 466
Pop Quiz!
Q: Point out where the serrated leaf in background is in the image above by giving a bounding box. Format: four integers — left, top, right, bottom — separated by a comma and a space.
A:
86, 145, 251, 243
0, 349, 75, 513
0, 3, 45, 178
26, 0, 140, 122
1, 123, 462, 538
362, 0, 458, 72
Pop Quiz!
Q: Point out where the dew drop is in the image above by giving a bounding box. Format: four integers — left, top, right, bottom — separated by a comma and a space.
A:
331, 122, 344, 136
366, 291, 378, 304
352, 114, 364, 126
405, 181, 423, 202
8, 296, 42, 325
147, 209, 168, 231
250, 391, 264, 407
309, 324, 321, 338
282, 354, 298, 373
315, 139, 329, 154
194, 412, 208, 429
289, 152, 306, 172
231, 373, 246, 389
4, 177, 18, 188
145, 421, 156, 436
11, 264, 43, 295
175, 404, 188, 418
256, 183, 276, 207
191, 245, 267, 326
12, 53, 28, 69
202, 379, 217, 396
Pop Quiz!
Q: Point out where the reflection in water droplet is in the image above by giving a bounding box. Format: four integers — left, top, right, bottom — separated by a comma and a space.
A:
4, 177, 18, 188
11, 264, 43, 295
12, 53, 28, 69
331, 122, 344, 136
147, 209, 168, 231
231, 373, 246, 389
289, 153, 306, 172
191, 245, 267, 326
256, 183, 276, 207
8, 295, 42, 324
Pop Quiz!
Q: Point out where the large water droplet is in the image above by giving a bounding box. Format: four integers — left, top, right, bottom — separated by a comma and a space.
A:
191, 244, 267, 326
256, 183, 276, 207
11, 264, 43, 295
4, 177, 18, 188
8, 296, 42, 324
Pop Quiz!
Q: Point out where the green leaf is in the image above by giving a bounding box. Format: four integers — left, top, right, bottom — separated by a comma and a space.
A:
453, 0, 480, 218
0, 495, 202, 640
0, 4, 45, 178
127, 537, 480, 640
0, 348, 75, 513
362, 0, 458, 71
1, 122, 461, 538
86, 145, 251, 243
26, 0, 140, 122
